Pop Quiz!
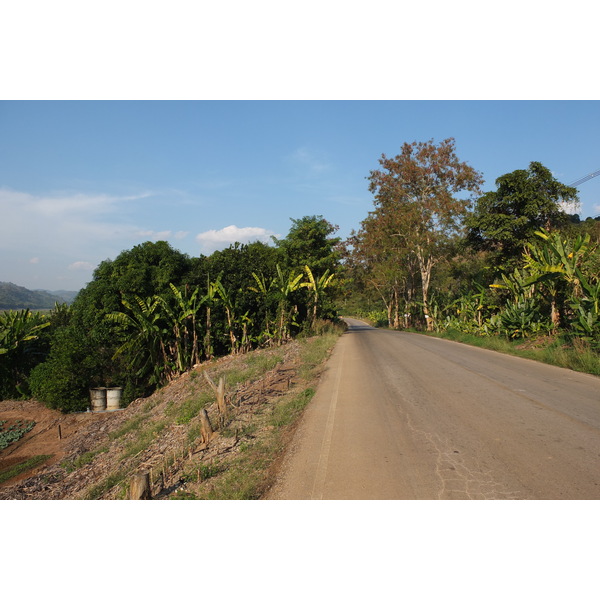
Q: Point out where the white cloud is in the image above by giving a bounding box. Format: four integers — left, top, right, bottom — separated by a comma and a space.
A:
558, 199, 581, 215
196, 225, 277, 252
0, 187, 160, 289
68, 261, 95, 271
594, 203, 600, 215
134, 229, 173, 241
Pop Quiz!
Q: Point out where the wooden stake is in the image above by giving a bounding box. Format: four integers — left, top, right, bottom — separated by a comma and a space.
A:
199, 408, 213, 444
57, 424, 62, 440
129, 472, 152, 500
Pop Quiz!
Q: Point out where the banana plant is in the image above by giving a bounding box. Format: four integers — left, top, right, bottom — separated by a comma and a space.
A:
156, 283, 204, 372
0, 309, 50, 355
201, 276, 221, 360
0, 310, 50, 398
522, 229, 594, 329
249, 271, 277, 343
106, 296, 171, 385
274, 265, 304, 344
212, 279, 239, 354
300, 265, 336, 329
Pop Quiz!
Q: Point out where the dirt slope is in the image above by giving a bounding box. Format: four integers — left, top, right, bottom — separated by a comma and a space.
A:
0, 341, 308, 500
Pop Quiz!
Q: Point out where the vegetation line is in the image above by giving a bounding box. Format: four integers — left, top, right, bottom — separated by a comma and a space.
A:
0, 455, 52, 484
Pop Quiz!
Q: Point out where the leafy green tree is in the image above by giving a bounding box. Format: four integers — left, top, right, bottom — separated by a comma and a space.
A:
28, 324, 103, 412
367, 138, 483, 329
199, 241, 280, 352
274, 215, 341, 277
466, 162, 579, 266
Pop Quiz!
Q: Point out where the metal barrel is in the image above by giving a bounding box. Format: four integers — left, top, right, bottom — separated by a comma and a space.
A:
106, 387, 123, 411
90, 388, 107, 412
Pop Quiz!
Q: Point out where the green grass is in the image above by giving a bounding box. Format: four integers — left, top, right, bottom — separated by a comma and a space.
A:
0, 454, 53, 484
298, 331, 341, 380
108, 414, 150, 440
174, 390, 213, 425
84, 469, 128, 499
119, 421, 167, 459
221, 352, 285, 388
62, 446, 109, 472
269, 387, 315, 428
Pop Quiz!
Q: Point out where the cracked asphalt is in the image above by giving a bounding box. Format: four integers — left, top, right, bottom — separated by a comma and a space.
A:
266, 318, 600, 499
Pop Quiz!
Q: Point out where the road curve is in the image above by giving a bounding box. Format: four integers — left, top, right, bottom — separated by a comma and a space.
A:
266, 318, 600, 499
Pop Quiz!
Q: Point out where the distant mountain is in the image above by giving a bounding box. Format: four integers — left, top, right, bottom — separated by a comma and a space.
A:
0, 282, 77, 310
36, 289, 79, 304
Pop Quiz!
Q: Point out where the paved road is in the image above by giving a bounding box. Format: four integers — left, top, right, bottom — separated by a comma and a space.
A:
266, 318, 600, 499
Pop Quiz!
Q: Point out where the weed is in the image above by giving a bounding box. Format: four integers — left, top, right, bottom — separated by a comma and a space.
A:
269, 388, 315, 427
222, 351, 285, 388
0, 454, 53, 484
108, 414, 149, 440
84, 470, 127, 499
176, 391, 213, 424
119, 421, 167, 459
62, 446, 109, 472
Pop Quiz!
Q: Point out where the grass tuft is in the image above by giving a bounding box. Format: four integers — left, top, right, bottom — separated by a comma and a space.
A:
0, 454, 53, 484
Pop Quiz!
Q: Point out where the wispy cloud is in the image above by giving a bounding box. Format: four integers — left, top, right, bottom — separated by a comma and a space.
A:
196, 225, 278, 253
0, 187, 170, 288
134, 230, 173, 241
68, 261, 95, 271
288, 147, 331, 174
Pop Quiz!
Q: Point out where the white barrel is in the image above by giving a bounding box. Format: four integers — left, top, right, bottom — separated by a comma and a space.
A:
106, 387, 123, 411
90, 388, 107, 412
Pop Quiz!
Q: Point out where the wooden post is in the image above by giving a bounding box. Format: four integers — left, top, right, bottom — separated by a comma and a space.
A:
204, 372, 227, 417
57, 424, 62, 440
216, 377, 227, 416
199, 408, 213, 444
129, 472, 152, 500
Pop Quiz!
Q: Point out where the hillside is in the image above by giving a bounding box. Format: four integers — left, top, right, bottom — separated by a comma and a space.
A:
0, 282, 76, 309
0, 331, 341, 500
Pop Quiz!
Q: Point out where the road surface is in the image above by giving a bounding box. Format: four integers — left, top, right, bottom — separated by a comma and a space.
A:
266, 318, 600, 499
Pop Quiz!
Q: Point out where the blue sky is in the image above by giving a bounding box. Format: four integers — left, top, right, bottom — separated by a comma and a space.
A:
1, 100, 599, 291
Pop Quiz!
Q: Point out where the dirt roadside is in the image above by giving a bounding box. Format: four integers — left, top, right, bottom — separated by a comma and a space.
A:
0, 338, 326, 500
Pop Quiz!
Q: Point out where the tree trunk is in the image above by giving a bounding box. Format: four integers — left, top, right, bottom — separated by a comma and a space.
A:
199, 408, 214, 444
416, 246, 434, 331
129, 472, 151, 500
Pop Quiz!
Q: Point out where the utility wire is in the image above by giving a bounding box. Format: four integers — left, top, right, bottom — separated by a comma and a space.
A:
569, 169, 600, 187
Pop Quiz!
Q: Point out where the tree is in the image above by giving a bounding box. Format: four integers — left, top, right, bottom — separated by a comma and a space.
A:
367, 138, 484, 329
465, 161, 579, 266
345, 213, 418, 328
274, 215, 341, 277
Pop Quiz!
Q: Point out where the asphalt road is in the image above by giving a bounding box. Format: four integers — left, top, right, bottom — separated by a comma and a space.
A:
266, 318, 600, 499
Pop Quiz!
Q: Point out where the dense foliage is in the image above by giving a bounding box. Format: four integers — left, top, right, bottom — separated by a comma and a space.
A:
0, 216, 341, 412
345, 139, 600, 358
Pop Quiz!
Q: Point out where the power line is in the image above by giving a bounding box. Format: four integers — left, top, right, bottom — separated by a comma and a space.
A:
569, 169, 600, 187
